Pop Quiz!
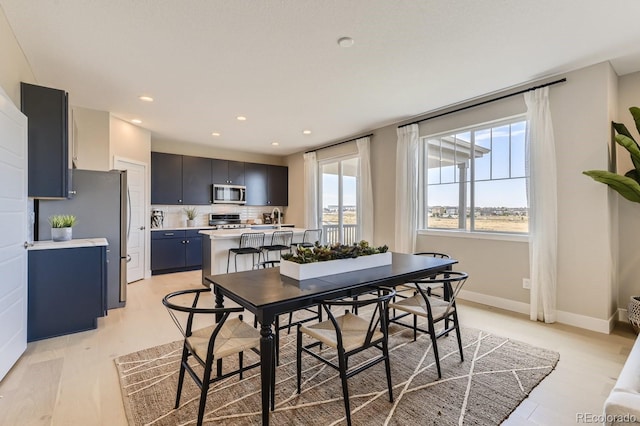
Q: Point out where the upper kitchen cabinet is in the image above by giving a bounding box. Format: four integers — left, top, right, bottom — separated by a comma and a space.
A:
20, 82, 69, 198
182, 155, 212, 204
244, 162, 267, 206
267, 165, 288, 206
151, 152, 183, 204
212, 159, 245, 185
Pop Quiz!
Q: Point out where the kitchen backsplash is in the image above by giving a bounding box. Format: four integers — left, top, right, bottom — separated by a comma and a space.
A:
150, 204, 287, 229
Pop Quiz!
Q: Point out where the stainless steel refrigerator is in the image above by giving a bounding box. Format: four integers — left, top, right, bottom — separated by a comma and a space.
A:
37, 169, 128, 309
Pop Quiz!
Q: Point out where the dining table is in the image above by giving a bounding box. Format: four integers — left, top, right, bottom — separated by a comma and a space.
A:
203, 251, 458, 425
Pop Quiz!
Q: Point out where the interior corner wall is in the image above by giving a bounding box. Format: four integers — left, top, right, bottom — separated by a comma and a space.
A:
72, 107, 110, 171
0, 6, 35, 106
616, 71, 640, 310
109, 116, 151, 168
285, 153, 305, 228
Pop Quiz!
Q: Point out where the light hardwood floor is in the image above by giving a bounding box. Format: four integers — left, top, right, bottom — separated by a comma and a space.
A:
0, 270, 635, 425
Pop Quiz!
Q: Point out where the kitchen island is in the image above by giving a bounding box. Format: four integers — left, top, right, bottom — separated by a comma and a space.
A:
200, 227, 307, 282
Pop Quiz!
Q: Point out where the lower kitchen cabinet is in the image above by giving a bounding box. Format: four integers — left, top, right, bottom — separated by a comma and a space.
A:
151, 229, 203, 274
28, 245, 107, 342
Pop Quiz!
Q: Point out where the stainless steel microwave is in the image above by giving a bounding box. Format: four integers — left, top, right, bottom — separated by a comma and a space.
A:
213, 184, 246, 204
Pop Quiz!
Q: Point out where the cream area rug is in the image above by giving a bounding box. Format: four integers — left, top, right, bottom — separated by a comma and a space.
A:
115, 324, 559, 425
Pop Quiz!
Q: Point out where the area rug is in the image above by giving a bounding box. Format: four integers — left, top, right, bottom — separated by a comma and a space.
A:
115, 324, 559, 425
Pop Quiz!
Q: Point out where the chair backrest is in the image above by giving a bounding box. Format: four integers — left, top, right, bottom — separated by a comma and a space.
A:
162, 288, 244, 361
413, 271, 468, 318
414, 252, 450, 259
239, 232, 265, 249
270, 230, 293, 246
320, 287, 396, 350
303, 229, 322, 245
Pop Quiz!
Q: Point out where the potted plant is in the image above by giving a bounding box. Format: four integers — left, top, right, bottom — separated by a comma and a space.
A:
48, 214, 77, 242
583, 106, 640, 331
183, 207, 198, 227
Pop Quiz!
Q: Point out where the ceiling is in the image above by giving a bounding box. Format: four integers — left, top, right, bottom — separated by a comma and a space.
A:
3, 1, 640, 156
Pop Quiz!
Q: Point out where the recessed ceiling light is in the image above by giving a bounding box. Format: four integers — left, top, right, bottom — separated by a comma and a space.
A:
131, 119, 142, 124
211, 132, 221, 137
337, 37, 354, 48
302, 130, 312, 135
271, 142, 279, 146
236, 116, 247, 121
138, 95, 154, 102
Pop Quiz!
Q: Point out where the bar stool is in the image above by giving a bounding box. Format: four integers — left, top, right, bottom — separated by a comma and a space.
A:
293, 228, 322, 248
260, 230, 293, 261
226, 232, 265, 273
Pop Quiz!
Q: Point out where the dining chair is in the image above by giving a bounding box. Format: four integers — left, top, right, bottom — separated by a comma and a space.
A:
388, 271, 468, 379
260, 230, 293, 261
296, 287, 396, 426
226, 232, 265, 273
162, 287, 269, 426
294, 228, 323, 248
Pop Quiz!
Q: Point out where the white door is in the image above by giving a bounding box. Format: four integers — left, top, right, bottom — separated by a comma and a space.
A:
0, 88, 28, 380
114, 157, 146, 282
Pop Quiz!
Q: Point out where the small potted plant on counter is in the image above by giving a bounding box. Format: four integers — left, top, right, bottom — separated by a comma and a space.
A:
49, 214, 77, 242
184, 207, 198, 227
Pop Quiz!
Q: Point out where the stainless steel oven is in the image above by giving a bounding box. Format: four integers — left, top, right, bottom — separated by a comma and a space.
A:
212, 184, 246, 204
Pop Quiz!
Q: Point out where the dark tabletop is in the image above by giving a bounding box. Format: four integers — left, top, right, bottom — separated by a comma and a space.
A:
204, 252, 458, 313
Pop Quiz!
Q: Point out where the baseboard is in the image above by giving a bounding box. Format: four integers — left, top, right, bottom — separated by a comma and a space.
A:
458, 289, 615, 334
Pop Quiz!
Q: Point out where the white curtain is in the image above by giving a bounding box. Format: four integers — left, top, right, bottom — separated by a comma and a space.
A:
356, 137, 374, 243
303, 152, 318, 229
395, 124, 419, 253
525, 87, 558, 323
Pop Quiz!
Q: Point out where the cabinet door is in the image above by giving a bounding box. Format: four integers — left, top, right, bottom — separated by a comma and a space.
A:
21, 82, 69, 199
182, 155, 212, 205
267, 165, 288, 206
28, 246, 106, 342
151, 152, 183, 204
211, 159, 229, 184
245, 162, 268, 206
151, 237, 186, 271
227, 161, 245, 185
185, 235, 203, 268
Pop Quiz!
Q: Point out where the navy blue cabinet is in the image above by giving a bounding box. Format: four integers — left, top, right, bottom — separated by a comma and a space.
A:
267, 165, 288, 206
245, 162, 268, 206
151, 229, 203, 274
183, 156, 213, 204
21, 82, 69, 199
212, 159, 245, 185
28, 246, 107, 342
151, 152, 183, 204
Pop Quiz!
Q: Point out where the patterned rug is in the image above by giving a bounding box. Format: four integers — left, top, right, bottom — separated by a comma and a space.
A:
115, 324, 559, 425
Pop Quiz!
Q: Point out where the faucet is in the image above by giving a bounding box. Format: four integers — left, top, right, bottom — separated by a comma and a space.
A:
271, 207, 281, 229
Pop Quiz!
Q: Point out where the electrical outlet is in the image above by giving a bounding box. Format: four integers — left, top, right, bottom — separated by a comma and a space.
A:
522, 278, 531, 289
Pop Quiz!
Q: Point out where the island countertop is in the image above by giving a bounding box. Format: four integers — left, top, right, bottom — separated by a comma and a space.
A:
199, 227, 307, 239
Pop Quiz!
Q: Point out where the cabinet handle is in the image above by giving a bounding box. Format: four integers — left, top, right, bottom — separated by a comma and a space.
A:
186, 240, 190, 243
178, 199, 182, 203
182, 240, 186, 244
164, 233, 175, 236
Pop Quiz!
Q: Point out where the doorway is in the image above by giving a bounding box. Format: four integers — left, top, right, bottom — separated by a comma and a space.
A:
319, 156, 359, 245
114, 157, 147, 282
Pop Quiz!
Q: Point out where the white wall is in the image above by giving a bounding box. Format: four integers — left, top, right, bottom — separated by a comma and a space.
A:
71, 107, 110, 170
616, 72, 640, 311
0, 7, 35, 105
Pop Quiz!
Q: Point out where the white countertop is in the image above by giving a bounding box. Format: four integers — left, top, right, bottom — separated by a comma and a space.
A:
151, 226, 217, 231
200, 227, 306, 239
28, 238, 109, 251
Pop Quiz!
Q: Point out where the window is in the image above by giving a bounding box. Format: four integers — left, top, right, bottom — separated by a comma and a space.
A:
319, 156, 360, 244
421, 116, 528, 234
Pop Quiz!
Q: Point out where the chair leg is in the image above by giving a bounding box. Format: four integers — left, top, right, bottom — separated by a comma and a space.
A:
239, 351, 244, 380
413, 314, 417, 341
271, 347, 276, 411
226, 251, 231, 273
453, 311, 464, 362
337, 351, 352, 426
197, 362, 213, 426
428, 321, 442, 379
383, 338, 394, 402
174, 345, 189, 408
296, 325, 302, 394
234, 253, 238, 272
287, 312, 293, 334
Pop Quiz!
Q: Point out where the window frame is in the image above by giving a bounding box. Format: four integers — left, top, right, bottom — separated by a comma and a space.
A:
418, 114, 529, 238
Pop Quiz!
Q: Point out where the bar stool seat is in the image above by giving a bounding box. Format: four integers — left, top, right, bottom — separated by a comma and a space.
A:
227, 232, 265, 273
260, 230, 293, 261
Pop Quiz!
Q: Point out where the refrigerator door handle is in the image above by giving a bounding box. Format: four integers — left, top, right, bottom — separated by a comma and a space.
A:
127, 254, 131, 263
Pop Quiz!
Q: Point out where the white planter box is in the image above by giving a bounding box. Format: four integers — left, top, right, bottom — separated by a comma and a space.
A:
280, 252, 392, 280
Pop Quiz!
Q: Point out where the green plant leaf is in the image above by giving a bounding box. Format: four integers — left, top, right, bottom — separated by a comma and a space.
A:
613, 121, 635, 141
615, 134, 640, 171
625, 169, 640, 184
583, 170, 640, 203
630, 106, 640, 137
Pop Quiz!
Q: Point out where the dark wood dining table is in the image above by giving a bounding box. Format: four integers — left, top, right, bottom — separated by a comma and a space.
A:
203, 251, 457, 425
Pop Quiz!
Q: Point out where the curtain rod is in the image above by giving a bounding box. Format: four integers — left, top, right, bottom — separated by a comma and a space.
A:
397, 77, 567, 129
304, 134, 374, 154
